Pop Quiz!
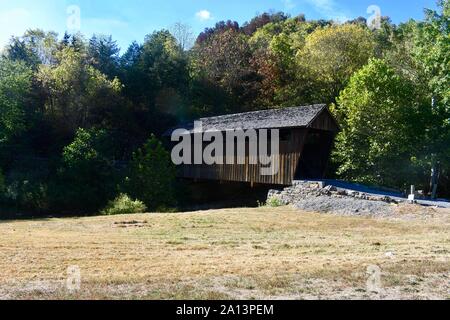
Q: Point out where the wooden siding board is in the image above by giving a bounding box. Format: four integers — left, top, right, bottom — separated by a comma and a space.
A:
177, 123, 330, 185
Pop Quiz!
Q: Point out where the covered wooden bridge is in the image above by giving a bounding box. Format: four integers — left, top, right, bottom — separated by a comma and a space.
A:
167, 104, 339, 186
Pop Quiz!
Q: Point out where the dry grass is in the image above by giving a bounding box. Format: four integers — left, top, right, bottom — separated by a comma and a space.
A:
0, 206, 449, 300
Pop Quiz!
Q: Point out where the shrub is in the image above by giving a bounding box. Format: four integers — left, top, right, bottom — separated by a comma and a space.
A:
266, 197, 284, 207
6, 180, 48, 212
101, 194, 147, 215
2, 167, 50, 213
125, 135, 176, 210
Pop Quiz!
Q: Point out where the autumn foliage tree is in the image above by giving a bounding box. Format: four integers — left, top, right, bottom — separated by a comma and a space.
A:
191, 29, 260, 114
297, 24, 376, 103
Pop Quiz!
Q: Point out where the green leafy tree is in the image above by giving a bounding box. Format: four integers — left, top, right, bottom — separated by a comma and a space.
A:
120, 31, 189, 134
372, 17, 397, 57
37, 47, 122, 136
412, 0, 450, 195
88, 35, 120, 79
415, 0, 450, 107
56, 128, 117, 211
4, 29, 59, 67
136, 30, 188, 104
0, 59, 33, 144
387, 1, 450, 196
125, 135, 176, 210
333, 59, 428, 188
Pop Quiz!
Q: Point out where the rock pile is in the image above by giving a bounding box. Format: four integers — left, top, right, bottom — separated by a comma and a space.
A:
267, 181, 398, 217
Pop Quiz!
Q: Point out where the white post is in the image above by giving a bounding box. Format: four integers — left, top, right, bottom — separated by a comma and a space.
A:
408, 185, 415, 203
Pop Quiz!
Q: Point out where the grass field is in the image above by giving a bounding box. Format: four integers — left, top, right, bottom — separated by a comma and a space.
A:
0, 206, 449, 300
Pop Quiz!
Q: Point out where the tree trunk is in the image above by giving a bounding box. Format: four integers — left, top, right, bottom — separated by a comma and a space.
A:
430, 162, 440, 199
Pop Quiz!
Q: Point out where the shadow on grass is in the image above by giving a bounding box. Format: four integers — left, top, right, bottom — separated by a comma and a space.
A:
1, 180, 285, 221
0, 204, 102, 222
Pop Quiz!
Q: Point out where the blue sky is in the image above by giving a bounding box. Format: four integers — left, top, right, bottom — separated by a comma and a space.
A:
0, 0, 438, 52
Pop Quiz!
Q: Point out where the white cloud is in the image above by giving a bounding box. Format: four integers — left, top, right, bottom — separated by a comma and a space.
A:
283, 0, 297, 11
305, 0, 350, 22
195, 10, 212, 21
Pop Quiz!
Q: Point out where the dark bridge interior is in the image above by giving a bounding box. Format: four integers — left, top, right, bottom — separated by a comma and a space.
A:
295, 130, 334, 180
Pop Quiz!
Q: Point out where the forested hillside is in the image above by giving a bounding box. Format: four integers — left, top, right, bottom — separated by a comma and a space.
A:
0, 1, 448, 215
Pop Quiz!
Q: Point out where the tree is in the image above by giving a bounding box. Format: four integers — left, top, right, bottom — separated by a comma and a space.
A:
0, 59, 33, 144
333, 59, 428, 188
119, 41, 143, 101
372, 17, 396, 57
248, 17, 328, 107
4, 29, 59, 67
196, 20, 240, 44
60, 32, 71, 48
140, 30, 188, 96
412, 0, 450, 197
119, 30, 189, 135
120, 41, 142, 68
242, 12, 289, 35
170, 22, 194, 51
88, 34, 120, 79
297, 24, 376, 103
122, 30, 188, 109
4, 37, 40, 67
56, 128, 117, 211
70, 32, 87, 53
0, 169, 5, 195
386, 0, 450, 196
415, 0, 450, 106
37, 47, 122, 137
125, 135, 176, 210
191, 29, 259, 113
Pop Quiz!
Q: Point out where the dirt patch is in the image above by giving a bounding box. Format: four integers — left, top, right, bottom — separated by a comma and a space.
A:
113, 220, 149, 228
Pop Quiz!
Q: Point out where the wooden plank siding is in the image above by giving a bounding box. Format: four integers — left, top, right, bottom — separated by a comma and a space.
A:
179, 129, 309, 186
309, 109, 340, 132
